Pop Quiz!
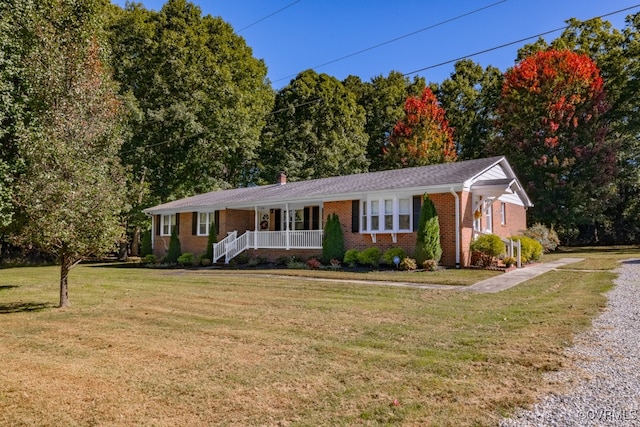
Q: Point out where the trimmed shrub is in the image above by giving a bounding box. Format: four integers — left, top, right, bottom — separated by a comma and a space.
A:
510, 235, 543, 263
142, 254, 157, 265
322, 213, 345, 264
382, 248, 407, 266
470, 234, 505, 267
414, 194, 442, 264
200, 258, 212, 267
140, 229, 152, 257
422, 259, 438, 271
177, 252, 194, 266
306, 258, 322, 270
166, 226, 182, 264
357, 247, 381, 267
400, 257, 417, 271
503, 256, 516, 267
287, 257, 306, 269
523, 223, 559, 253
205, 220, 218, 261
343, 249, 359, 267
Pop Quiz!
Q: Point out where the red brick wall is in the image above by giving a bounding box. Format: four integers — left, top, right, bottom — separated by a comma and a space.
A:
324, 193, 462, 267
492, 201, 527, 238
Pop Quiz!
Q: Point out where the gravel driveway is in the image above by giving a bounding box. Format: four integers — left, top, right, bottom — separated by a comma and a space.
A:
501, 259, 640, 426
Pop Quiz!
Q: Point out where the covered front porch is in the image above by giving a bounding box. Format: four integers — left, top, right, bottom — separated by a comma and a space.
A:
214, 203, 324, 263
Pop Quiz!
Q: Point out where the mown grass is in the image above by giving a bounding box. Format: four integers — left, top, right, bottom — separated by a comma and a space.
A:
201, 266, 502, 286
0, 248, 635, 426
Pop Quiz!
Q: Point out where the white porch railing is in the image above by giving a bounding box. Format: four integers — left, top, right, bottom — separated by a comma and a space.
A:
216, 230, 324, 264
213, 231, 237, 263
250, 230, 323, 249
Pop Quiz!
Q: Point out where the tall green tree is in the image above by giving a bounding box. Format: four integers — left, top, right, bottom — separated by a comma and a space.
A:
0, 0, 33, 235
384, 87, 457, 169
259, 70, 369, 182
13, 0, 126, 307
435, 60, 503, 160
489, 49, 615, 240
344, 71, 426, 171
550, 16, 640, 243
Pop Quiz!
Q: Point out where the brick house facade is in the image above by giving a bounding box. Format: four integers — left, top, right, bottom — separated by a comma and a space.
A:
145, 157, 532, 267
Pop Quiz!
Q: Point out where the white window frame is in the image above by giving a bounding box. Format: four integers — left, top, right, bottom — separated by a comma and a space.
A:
197, 212, 214, 236
500, 202, 506, 226
360, 196, 412, 234
160, 214, 176, 236
484, 200, 493, 233
282, 208, 304, 231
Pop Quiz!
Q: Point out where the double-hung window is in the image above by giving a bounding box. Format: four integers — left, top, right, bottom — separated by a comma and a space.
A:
197, 212, 213, 236
361, 197, 412, 233
161, 214, 176, 236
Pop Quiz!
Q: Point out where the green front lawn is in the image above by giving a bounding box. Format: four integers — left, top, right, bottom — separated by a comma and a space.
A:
0, 248, 634, 426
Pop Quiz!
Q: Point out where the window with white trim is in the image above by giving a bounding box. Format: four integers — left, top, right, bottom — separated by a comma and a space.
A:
282, 209, 304, 230
161, 214, 176, 236
197, 212, 213, 236
361, 197, 412, 233
484, 200, 493, 233
500, 202, 506, 226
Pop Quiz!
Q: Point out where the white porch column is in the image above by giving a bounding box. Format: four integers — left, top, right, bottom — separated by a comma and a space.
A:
285, 202, 290, 250
254, 206, 258, 249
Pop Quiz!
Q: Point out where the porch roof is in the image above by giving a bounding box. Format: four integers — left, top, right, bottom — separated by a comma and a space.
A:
144, 156, 531, 214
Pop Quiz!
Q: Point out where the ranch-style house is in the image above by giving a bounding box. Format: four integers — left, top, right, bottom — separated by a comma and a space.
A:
143, 156, 533, 267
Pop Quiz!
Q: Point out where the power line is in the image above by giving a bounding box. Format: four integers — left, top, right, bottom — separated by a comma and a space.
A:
272, 0, 508, 84
237, 0, 302, 33
403, 3, 640, 77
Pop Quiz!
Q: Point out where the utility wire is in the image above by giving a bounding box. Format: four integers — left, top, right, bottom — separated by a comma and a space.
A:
272, 0, 508, 83
237, 0, 302, 33
403, 3, 640, 77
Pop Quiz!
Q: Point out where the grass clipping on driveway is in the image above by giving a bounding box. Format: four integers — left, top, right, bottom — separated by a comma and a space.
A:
0, 263, 614, 426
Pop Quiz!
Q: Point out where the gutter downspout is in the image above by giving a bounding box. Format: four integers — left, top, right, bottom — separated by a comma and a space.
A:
450, 188, 461, 269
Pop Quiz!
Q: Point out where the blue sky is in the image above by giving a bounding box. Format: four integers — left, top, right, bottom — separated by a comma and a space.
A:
112, 1, 640, 88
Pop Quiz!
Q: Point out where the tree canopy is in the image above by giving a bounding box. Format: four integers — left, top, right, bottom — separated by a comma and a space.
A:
489, 49, 615, 237
384, 87, 457, 169
258, 70, 369, 182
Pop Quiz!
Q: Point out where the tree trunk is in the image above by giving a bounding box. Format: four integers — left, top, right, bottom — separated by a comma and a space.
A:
131, 226, 141, 257
59, 254, 73, 308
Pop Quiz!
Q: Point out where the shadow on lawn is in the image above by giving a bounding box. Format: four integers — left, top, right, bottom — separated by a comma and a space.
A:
0, 301, 54, 314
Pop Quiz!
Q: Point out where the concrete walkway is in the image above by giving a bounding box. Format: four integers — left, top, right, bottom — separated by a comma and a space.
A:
214, 257, 585, 294
467, 257, 585, 293
296, 257, 585, 293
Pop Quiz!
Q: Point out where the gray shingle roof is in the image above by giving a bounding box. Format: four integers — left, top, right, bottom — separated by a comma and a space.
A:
144, 156, 506, 214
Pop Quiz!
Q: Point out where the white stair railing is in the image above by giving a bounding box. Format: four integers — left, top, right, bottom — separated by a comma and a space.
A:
213, 231, 237, 263
224, 231, 251, 264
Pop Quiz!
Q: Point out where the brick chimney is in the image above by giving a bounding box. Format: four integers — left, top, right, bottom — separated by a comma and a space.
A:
277, 172, 287, 185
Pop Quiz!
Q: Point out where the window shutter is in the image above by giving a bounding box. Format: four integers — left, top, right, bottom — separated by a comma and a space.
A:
351, 200, 359, 232
192, 212, 198, 235
175, 213, 180, 235
274, 209, 281, 231
155, 215, 160, 236
303, 207, 310, 230
214, 210, 220, 233
312, 206, 320, 230
412, 195, 422, 231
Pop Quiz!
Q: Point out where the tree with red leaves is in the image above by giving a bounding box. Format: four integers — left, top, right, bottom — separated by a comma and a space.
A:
383, 87, 456, 169
490, 49, 616, 239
